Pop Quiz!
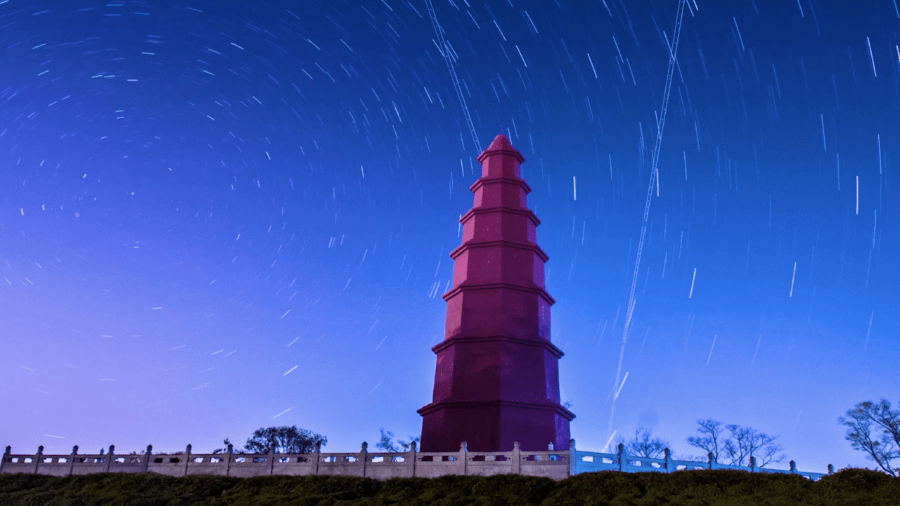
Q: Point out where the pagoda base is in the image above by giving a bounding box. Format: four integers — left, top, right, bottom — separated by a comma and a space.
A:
418, 400, 574, 452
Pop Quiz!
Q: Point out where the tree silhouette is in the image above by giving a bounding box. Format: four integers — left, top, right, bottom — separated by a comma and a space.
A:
687, 419, 727, 462
687, 419, 785, 467
617, 426, 670, 459
375, 428, 419, 453
839, 399, 899, 476
240, 426, 327, 454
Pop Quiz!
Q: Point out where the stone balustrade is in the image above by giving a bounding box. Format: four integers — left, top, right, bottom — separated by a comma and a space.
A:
0, 441, 832, 481
569, 442, 830, 481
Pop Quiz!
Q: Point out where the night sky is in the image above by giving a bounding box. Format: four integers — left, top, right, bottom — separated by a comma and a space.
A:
3, 0, 899, 473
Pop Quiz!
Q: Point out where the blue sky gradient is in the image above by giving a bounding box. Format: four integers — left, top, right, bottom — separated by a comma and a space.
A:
2, 0, 899, 473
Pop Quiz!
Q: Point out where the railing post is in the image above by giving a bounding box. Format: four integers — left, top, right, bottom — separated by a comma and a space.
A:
409, 441, 417, 478
104, 445, 114, 473
707, 452, 714, 470
143, 445, 152, 473
267, 446, 275, 475
789, 460, 796, 474
68, 445, 79, 476
749, 456, 756, 473
183, 444, 191, 477
827, 464, 834, 474
360, 442, 367, 478
617, 443, 625, 472
664, 448, 671, 473
314, 442, 321, 475
34, 446, 43, 474
225, 444, 233, 477
1, 446, 9, 474
459, 442, 467, 476
568, 439, 576, 477
512, 442, 521, 474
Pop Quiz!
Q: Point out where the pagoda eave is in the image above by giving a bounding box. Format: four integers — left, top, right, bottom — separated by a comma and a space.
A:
459, 206, 541, 227
449, 239, 549, 263
431, 334, 564, 358
469, 177, 532, 195
417, 399, 575, 421
477, 147, 524, 164
441, 282, 555, 305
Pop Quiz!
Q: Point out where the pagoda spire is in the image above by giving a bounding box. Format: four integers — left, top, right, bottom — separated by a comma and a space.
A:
418, 134, 574, 452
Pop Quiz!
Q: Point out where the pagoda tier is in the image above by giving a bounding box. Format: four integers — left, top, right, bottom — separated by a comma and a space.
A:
418, 134, 574, 453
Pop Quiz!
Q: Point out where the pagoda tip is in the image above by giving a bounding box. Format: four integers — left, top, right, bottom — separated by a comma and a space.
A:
486, 133, 513, 151
477, 132, 524, 163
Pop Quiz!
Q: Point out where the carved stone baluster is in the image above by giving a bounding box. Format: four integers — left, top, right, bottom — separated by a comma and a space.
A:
460, 442, 467, 476
143, 445, 152, 473
512, 442, 521, 474
183, 444, 192, 477
68, 445, 79, 476
314, 441, 320, 475
359, 442, 367, 478
34, 446, 44, 474
225, 444, 233, 477
2, 446, 11, 474
568, 439, 576, 477
105, 445, 115, 473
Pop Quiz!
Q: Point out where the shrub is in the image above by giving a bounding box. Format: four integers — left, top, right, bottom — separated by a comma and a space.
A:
2, 468, 900, 505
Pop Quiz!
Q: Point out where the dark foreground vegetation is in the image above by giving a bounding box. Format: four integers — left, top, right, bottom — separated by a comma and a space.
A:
1, 468, 898, 506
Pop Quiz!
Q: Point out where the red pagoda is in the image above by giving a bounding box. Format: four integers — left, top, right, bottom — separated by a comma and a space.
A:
418, 134, 575, 452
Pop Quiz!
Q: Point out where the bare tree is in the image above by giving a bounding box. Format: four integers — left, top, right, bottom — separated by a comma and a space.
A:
617, 426, 670, 459
839, 399, 900, 476
723, 425, 785, 467
687, 419, 785, 468
687, 419, 727, 462
757, 442, 786, 467
375, 428, 420, 453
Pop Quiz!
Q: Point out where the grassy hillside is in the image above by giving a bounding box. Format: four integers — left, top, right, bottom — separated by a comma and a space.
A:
1, 468, 897, 505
